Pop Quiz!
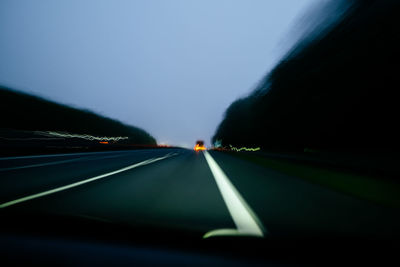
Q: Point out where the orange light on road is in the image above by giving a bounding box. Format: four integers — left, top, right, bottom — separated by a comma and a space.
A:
194, 144, 206, 151
99, 141, 109, 144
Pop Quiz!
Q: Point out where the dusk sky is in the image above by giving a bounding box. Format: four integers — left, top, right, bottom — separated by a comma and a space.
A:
0, 0, 320, 148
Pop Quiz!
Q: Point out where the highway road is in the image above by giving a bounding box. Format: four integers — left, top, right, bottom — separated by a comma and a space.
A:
1, 148, 399, 241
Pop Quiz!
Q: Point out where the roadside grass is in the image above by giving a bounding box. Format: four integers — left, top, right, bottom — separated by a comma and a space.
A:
230, 152, 400, 208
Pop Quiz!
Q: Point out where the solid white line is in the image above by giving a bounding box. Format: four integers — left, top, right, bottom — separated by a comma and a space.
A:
0, 149, 155, 161
0, 158, 85, 172
0, 153, 174, 209
0, 153, 131, 172
0, 151, 120, 161
203, 151, 266, 237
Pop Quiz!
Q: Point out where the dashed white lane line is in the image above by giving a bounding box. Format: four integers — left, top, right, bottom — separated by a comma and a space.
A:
0, 153, 131, 172
0, 150, 125, 161
203, 151, 266, 238
0, 157, 86, 172
0, 152, 176, 209
0, 149, 159, 161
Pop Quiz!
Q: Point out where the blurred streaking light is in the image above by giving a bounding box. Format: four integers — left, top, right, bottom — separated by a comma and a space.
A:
229, 145, 260, 152
194, 144, 206, 151
194, 140, 206, 151
38, 131, 128, 141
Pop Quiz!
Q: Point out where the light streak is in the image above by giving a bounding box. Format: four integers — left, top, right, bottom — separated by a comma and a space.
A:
229, 145, 260, 152
194, 144, 206, 151
37, 131, 129, 142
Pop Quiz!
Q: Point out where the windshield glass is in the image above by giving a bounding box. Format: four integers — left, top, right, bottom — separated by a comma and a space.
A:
1, 0, 400, 264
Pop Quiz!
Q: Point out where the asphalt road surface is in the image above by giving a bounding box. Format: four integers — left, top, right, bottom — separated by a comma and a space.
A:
0, 148, 399, 240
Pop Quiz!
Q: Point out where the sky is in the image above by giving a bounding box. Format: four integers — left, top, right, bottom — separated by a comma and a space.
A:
0, 0, 320, 148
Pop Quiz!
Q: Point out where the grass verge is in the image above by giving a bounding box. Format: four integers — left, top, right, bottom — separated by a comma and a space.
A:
230, 152, 400, 208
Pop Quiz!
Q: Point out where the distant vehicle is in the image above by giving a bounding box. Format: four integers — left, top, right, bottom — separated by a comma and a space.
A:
194, 140, 206, 151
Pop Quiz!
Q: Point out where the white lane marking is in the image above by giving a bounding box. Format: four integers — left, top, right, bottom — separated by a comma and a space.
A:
0, 151, 121, 161
203, 151, 266, 238
0, 149, 158, 161
0, 158, 85, 172
0, 153, 131, 172
0, 153, 175, 209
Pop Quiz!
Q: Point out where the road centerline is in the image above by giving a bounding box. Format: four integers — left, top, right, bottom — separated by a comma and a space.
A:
0, 153, 139, 172
203, 151, 266, 238
0, 152, 175, 209
0, 157, 85, 172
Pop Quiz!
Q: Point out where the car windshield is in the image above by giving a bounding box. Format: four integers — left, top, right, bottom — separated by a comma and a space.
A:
1, 0, 400, 265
